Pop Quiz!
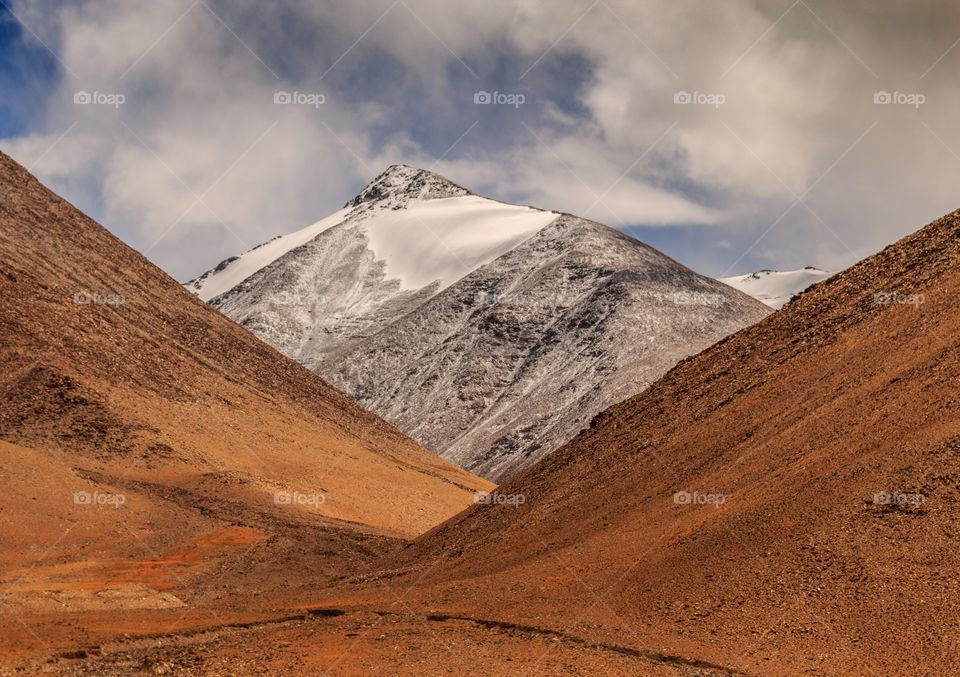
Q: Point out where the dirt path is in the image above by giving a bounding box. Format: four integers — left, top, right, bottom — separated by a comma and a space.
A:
15, 607, 744, 676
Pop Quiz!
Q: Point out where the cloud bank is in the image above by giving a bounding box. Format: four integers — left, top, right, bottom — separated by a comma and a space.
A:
3, 0, 960, 280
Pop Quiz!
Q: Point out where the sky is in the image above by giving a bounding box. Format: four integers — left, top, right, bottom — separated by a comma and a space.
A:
2, 0, 959, 282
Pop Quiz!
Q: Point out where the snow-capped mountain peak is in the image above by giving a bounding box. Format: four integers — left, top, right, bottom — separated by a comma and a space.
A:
187, 167, 771, 480
345, 164, 471, 209
185, 165, 556, 301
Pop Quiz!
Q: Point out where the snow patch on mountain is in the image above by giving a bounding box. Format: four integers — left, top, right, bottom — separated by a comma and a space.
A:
362, 196, 557, 290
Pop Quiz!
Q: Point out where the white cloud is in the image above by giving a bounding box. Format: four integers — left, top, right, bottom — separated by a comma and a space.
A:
4, 0, 960, 280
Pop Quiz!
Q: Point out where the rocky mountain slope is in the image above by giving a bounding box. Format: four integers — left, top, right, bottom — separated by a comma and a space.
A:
719, 266, 831, 308
0, 151, 490, 666
188, 166, 771, 480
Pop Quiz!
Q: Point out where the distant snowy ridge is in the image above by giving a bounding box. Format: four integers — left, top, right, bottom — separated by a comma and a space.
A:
718, 267, 831, 309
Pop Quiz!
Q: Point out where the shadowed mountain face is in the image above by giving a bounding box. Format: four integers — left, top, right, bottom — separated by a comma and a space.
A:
0, 151, 491, 663
189, 165, 771, 480
348, 207, 960, 674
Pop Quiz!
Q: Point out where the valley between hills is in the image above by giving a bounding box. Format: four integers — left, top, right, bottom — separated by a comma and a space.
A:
2, 150, 958, 675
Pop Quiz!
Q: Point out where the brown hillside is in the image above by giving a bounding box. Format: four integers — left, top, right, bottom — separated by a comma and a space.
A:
0, 151, 491, 667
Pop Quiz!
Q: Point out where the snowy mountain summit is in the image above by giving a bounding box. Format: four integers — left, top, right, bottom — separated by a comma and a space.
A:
718, 267, 831, 309
187, 165, 771, 480
188, 165, 556, 304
